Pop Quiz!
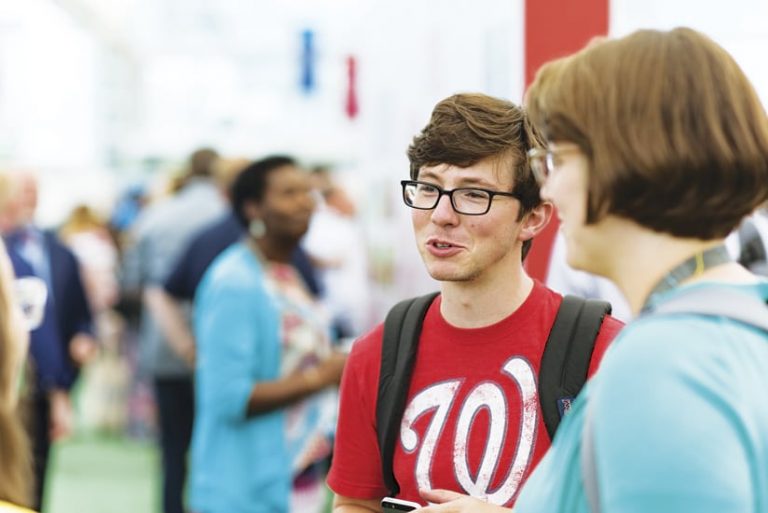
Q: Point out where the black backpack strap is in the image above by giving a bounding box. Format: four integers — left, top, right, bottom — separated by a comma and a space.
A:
377, 292, 439, 497
538, 295, 612, 441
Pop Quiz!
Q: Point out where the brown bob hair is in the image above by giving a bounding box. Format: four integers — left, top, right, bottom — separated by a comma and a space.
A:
526, 27, 768, 239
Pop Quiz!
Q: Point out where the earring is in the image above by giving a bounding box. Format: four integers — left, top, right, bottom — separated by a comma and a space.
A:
249, 219, 266, 239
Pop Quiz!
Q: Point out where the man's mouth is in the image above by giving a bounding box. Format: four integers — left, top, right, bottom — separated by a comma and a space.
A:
427, 237, 463, 250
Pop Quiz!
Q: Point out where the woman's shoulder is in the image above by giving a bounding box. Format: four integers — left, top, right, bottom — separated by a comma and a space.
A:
596, 283, 768, 405
201, 243, 263, 289
0, 501, 36, 513
621, 281, 768, 352
602, 313, 724, 383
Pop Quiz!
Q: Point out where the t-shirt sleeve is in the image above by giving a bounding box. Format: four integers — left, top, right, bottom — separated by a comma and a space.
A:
163, 253, 195, 301
591, 320, 754, 513
326, 326, 390, 500
163, 236, 205, 301
587, 315, 623, 377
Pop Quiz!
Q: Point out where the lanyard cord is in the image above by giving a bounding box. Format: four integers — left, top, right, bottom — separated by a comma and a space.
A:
642, 244, 731, 313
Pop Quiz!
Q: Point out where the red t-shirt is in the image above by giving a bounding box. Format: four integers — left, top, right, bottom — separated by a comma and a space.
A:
327, 281, 623, 506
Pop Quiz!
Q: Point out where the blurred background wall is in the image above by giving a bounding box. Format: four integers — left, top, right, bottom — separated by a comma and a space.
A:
2, 0, 767, 316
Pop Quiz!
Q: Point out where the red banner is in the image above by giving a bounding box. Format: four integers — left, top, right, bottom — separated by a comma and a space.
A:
523, 0, 609, 281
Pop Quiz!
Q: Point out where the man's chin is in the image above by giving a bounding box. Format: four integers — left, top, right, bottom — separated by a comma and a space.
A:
426, 268, 477, 283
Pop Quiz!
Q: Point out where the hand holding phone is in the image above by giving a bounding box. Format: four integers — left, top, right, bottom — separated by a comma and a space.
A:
381, 497, 422, 512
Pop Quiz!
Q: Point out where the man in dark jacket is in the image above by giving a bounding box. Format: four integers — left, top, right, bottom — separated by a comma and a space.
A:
0, 170, 96, 511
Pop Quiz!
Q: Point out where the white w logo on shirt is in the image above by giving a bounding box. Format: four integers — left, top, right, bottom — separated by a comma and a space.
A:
399, 357, 538, 505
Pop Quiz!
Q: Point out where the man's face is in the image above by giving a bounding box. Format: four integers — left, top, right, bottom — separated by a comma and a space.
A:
411, 160, 526, 283
0, 175, 26, 233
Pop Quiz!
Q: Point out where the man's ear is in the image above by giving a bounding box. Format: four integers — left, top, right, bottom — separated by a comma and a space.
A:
518, 201, 554, 242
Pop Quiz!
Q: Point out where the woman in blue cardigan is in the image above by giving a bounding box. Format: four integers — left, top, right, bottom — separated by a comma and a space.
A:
189, 156, 346, 513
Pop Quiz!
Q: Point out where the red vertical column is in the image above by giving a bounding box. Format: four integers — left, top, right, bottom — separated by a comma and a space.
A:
523, 0, 609, 281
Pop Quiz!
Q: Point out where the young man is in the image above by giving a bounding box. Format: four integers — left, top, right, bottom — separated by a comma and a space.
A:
327, 93, 623, 511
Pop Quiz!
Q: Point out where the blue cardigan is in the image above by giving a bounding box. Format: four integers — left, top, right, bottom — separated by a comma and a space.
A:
190, 242, 289, 513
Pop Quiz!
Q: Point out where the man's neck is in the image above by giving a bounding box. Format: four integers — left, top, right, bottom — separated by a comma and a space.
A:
438, 263, 534, 329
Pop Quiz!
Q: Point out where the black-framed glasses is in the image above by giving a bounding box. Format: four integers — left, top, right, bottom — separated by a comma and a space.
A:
527, 146, 582, 185
401, 180, 521, 216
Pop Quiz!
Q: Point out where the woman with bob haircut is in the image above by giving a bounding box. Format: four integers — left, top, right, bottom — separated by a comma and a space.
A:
417, 27, 768, 513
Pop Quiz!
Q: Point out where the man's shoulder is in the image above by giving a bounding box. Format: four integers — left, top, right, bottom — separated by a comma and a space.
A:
537, 281, 624, 329
349, 323, 385, 364
43, 230, 78, 263
339, 324, 386, 404
534, 281, 566, 304
141, 187, 224, 237
191, 217, 241, 256
599, 314, 625, 337
132, 198, 172, 229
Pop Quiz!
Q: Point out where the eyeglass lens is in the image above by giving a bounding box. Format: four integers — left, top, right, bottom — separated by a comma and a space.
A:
403, 182, 491, 215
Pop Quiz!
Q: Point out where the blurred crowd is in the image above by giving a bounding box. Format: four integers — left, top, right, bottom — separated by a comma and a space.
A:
1, 24, 768, 513
0, 150, 372, 513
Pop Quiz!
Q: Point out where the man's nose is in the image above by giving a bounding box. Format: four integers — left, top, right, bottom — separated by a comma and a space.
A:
430, 192, 459, 222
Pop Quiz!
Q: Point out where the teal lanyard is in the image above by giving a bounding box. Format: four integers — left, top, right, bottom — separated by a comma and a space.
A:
642, 244, 731, 313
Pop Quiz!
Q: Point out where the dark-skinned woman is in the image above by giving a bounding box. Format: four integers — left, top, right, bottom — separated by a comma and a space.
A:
189, 156, 347, 513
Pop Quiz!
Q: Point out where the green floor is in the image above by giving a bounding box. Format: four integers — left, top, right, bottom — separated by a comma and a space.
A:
43, 435, 335, 513
45, 435, 159, 513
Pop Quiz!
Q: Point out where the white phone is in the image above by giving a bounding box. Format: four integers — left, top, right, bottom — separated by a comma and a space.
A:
381, 497, 422, 512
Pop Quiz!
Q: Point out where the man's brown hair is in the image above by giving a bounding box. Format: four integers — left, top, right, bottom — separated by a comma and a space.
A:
526, 27, 768, 239
407, 93, 544, 257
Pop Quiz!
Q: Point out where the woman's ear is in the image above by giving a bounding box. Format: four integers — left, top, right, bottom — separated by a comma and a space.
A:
518, 201, 554, 242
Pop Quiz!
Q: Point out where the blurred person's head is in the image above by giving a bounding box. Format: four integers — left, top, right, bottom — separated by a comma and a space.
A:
60, 204, 107, 239
406, 92, 547, 262
13, 172, 38, 227
324, 186, 356, 217
172, 147, 220, 193
232, 156, 315, 254
187, 147, 220, 179
110, 184, 147, 234
309, 165, 333, 191
214, 157, 251, 202
526, 27, 768, 273
0, 239, 32, 507
0, 172, 22, 233
0, 170, 38, 232
310, 166, 356, 217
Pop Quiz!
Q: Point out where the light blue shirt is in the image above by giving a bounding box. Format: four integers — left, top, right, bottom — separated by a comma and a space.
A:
516, 282, 768, 513
122, 178, 226, 376
189, 243, 289, 513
